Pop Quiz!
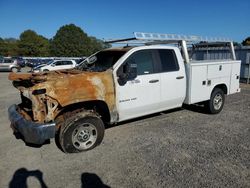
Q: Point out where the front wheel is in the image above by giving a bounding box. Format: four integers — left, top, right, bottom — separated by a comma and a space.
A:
59, 111, 105, 153
206, 88, 225, 114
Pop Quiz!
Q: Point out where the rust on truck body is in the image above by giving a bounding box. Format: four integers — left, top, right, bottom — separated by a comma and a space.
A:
9, 69, 117, 124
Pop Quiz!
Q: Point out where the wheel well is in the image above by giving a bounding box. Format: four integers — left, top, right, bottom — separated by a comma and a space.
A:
213, 84, 228, 95
57, 100, 111, 124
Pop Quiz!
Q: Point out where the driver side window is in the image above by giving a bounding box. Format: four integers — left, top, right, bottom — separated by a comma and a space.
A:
125, 50, 154, 75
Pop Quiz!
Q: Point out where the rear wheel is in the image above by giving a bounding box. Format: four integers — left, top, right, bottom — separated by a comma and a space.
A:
59, 111, 105, 153
206, 88, 225, 114
43, 69, 49, 72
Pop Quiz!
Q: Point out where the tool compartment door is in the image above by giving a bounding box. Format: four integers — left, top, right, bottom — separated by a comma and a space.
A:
229, 62, 241, 94
184, 63, 210, 104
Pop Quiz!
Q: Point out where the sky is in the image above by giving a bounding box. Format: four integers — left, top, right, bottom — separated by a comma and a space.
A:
0, 0, 249, 42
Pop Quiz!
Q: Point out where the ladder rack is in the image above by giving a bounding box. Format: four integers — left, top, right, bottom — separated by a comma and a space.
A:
105, 32, 232, 44
105, 32, 236, 63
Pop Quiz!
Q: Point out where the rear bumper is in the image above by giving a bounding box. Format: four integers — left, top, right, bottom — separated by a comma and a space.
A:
8, 104, 56, 144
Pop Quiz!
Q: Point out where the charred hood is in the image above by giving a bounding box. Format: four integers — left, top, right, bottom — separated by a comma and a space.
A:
9, 70, 83, 88
8, 69, 116, 112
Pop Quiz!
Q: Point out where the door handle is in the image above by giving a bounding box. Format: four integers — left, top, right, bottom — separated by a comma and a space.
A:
176, 76, 184, 79
149, 79, 159, 83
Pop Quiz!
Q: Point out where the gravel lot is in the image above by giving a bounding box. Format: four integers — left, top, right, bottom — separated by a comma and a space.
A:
0, 71, 249, 188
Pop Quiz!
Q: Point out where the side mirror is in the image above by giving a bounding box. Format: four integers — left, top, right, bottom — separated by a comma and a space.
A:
51, 64, 55, 67
117, 61, 137, 86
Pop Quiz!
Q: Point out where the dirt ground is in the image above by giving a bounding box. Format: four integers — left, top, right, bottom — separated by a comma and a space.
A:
0, 71, 249, 188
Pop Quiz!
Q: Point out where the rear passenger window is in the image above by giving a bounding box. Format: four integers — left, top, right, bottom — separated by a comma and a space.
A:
126, 50, 155, 75
158, 49, 179, 72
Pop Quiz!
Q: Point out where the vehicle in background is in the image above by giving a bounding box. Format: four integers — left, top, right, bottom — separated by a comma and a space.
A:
0, 56, 3, 63
26, 59, 53, 68
33, 59, 77, 72
13, 57, 26, 68
32, 60, 53, 72
0, 57, 22, 72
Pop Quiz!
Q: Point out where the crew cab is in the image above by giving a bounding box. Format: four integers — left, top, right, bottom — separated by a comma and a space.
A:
8, 32, 241, 153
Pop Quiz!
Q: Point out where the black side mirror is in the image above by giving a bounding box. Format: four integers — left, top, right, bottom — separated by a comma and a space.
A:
117, 61, 137, 86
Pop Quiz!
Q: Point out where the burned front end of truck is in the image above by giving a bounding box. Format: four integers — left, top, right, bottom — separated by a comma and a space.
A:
8, 69, 116, 147
8, 72, 59, 144
7, 48, 128, 152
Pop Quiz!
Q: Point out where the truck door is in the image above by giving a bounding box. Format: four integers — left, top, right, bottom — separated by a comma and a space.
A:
157, 49, 186, 110
115, 49, 161, 122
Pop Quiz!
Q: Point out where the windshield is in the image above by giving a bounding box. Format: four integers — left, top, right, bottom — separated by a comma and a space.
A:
77, 50, 127, 72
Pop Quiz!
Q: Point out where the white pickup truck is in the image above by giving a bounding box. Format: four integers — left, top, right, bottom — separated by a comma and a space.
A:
8, 32, 241, 153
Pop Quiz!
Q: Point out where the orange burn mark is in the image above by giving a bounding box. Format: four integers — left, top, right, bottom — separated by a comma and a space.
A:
9, 72, 33, 81
9, 70, 116, 123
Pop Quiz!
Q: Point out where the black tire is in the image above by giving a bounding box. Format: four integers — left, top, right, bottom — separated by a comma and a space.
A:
59, 111, 104, 153
206, 88, 225, 114
43, 69, 49, 72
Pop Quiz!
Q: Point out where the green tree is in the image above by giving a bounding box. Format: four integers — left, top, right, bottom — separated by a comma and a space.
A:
5, 38, 19, 56
50, 24, 110, 57
242, 37, 250, 46
0, 38, 19, 56
50, 24, 91, 56
18, 30, 50, 56
7, 42, 19, 56
0, 38, 7, 56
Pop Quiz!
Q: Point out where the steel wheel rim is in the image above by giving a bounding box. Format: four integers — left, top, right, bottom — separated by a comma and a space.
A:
213, 94, 223, 110
72, 123, 97, 150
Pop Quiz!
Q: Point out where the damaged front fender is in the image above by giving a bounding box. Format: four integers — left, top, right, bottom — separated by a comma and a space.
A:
9, 69, 118, 124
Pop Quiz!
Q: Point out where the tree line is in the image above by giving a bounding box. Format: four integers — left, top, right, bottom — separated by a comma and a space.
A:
0, 24, 249, 57
0, 24, 110, 57
242, 37, 250, 46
